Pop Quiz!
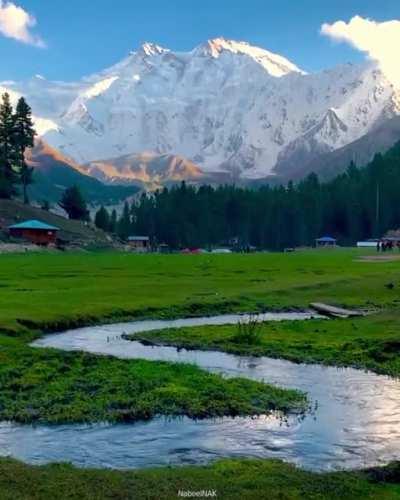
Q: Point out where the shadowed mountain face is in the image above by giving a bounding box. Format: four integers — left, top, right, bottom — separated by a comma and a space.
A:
273, 115, 400, 181
25, 140, 138, 204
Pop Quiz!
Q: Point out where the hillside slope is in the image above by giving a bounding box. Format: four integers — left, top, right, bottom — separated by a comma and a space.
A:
0, 200, 111, 245
83, 151, 205, 189
25, 140, 139, 204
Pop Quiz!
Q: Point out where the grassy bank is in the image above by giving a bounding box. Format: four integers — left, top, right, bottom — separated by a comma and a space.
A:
0, 336, 305, 423
0, 458, 399, 500
129, 309, 400, 377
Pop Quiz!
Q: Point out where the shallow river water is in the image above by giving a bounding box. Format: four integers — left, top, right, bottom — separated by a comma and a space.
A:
0, 312, 399, 471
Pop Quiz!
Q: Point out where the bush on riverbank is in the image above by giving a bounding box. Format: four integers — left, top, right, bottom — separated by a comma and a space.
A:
231, 316, 263, 345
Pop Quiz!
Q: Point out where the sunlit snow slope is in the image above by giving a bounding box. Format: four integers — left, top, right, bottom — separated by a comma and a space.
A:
3, 38, 400, 181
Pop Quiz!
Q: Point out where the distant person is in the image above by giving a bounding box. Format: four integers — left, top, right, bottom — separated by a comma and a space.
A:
377, 240, 381, 252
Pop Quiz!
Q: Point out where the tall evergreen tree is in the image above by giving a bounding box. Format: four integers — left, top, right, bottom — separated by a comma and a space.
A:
0, 93, 18, 198
14, 97, 36, 204
59, 185, 90, 221
41, 199, 51, 211
117, 201, 132, 239
94, 206, 110, 231
110, 209, 117, 233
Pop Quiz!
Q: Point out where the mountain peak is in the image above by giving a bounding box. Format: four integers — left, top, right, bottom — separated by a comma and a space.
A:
139, 42, 168, 57
197, 37, 305, 77
203, 37, 244, 57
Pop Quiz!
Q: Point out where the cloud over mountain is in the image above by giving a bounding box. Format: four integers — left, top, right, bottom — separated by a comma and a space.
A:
0, 0, 45, 47
321, 15, 400, 88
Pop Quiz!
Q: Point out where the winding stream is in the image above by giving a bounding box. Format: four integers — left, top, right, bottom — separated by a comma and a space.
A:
0, 312, 399, 471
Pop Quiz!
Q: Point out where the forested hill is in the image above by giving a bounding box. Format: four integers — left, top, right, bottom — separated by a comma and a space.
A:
121, 142, 400, 250
26, 141, 139, 205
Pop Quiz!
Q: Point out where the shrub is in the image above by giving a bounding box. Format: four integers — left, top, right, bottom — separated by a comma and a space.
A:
232, 315, 263, 345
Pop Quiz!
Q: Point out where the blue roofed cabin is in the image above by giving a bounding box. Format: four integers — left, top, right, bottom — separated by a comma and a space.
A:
315, 236, 337, 248
8, 219, 59, 246
127, 235, 150, 252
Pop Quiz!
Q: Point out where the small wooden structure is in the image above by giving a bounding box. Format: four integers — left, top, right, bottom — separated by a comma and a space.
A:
315, 236, 337, 248
127, 235, 150, 252
310, 302, 364, 318
8, 219, 59, 246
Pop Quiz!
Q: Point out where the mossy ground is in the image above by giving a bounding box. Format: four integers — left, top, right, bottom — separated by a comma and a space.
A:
0, 338, 305, 423
0, 458, 399, 500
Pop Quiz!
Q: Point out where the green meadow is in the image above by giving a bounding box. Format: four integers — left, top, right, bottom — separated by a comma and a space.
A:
1, 249, 399, 335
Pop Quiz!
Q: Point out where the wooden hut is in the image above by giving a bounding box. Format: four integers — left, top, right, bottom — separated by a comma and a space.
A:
8, 219, 59, 246
127, 236, 150, 252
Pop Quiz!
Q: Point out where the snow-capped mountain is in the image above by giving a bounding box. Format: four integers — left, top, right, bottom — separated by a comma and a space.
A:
3, 37, 400, 182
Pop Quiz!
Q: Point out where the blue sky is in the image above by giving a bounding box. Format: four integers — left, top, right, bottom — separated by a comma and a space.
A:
0, 0, 399, 81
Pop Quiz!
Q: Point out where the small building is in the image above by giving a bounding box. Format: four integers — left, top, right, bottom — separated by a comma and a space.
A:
8, 219, 59, 246
158, 243, 170, 254
127, 235, 150, 252
357, 239, 379, 248
315, 236, 337, 248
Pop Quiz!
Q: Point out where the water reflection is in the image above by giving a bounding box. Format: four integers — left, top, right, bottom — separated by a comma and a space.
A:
0, 313, 398, 471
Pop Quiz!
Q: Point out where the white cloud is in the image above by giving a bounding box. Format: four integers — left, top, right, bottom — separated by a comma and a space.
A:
321, 15, 400, 88
0, 1, 45, 47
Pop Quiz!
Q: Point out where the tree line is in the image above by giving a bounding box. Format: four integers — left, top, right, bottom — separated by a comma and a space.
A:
95, 142, 400, 250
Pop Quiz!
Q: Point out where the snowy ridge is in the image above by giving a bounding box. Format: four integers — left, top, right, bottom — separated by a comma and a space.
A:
2, 39, 400, 182
195, 37, 305, 77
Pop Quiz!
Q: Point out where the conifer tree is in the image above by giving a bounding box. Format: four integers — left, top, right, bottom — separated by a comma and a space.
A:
110, 209, 117, 233
117, 201, 132, 239
59, 185, 90, 221
41, 199, 50, 211
14, 97, 36, 204
94, 205, 110, 231
0, 93, 18, 198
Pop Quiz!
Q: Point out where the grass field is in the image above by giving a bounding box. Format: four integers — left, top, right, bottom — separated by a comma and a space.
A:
1, 248, 399, 335
0, 457, 399, 500
0, 248, 399, 498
